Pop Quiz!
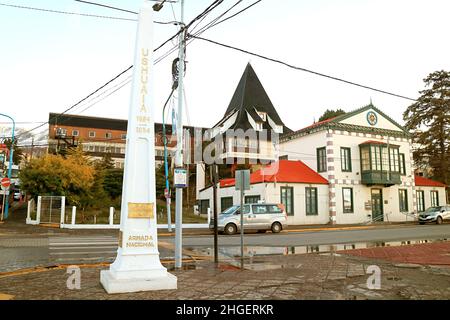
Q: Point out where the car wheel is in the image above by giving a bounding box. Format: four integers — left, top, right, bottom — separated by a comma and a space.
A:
224, 223, 237, 235
436, 216, 443, 225
419, 222, 425, 225
271, 222, 282, 233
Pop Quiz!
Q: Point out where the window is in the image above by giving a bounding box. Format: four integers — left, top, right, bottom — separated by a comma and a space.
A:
88, 145, 95, 152
89, 131, 96, 138
257, 111, 267, 122
389, 148, 400, 172
252, 205, 268, 214
305, 187, 318, 215
221, 197, 233, 211
105, 132, 112, 139
255, 122, 263, 131
371, 145, 382, 170
72, 130, 79, 137
416, 190, 425, 212
431, 191, 439, 207
342, 188, 354, 213
57, 128, 67, 136
245, 195, 261, 204
399, 189, 408, 212
361, 146, 370, 171
280, 187, 294, 216
266, 204, 283, 213
121, 134, 127, 140
399, 153, 406, 175
317, 147, 326, 172
340, 147, 352, 172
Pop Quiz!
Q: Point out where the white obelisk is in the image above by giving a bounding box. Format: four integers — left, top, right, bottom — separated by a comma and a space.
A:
100, 0, 177, 293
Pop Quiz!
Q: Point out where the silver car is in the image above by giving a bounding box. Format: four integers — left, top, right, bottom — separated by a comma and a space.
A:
418, 206, 450, 225
209, 203, 288, 235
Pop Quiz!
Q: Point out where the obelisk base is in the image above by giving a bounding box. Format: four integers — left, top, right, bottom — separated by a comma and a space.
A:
100, 270, 177, 294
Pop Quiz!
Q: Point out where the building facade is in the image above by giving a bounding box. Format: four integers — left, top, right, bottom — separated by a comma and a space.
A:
198, 104, 448, 225
48, 113, 207, 169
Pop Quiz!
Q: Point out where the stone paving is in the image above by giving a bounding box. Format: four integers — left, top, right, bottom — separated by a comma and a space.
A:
339, 241, 450, 266
0, 250, 449, 300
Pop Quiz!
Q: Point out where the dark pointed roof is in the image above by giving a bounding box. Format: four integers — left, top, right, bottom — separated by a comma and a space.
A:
222, 63, 292, 133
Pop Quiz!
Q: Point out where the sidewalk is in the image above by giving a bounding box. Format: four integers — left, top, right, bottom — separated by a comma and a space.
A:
0, 242, 449, 300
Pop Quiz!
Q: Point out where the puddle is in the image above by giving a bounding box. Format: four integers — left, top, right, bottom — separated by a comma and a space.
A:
186, 238, 449, 270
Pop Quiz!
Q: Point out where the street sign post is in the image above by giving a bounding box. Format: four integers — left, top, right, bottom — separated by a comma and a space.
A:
1, 177, 11, 189
235, 170, 250, 270
174, 167, 187, 188
0, 178, 10, 221
100, 0, 176, 294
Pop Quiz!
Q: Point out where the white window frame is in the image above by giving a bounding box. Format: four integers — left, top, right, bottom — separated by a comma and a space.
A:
88, 131, 96, 138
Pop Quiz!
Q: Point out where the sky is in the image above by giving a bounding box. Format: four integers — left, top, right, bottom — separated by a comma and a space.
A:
1, 0, 449, 145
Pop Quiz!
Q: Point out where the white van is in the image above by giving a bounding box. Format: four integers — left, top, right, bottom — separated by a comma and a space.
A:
209, 203, 288, 235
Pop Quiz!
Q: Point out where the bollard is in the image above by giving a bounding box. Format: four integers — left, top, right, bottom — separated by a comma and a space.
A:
71, 206, 76, 225
60, 196, 66, 226
26, 200, 32, 223
36, 196, 41, 224
109, 207, 114, 225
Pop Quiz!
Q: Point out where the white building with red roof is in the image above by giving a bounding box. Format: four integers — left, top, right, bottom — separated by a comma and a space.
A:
280, 103, 448, 224
198, 160, 330, 225
198, 103, 448, 226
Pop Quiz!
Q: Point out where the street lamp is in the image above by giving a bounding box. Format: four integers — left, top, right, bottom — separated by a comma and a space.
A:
0, 113, 15, 220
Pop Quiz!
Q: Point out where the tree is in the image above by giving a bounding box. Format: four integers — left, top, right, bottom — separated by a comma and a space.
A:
403, 70, 450, 184
97, 153, 115, 170
318, 108, 346, 122
19, 154, 95, 205
1, 137, 23, 165
103, 169, 124, 199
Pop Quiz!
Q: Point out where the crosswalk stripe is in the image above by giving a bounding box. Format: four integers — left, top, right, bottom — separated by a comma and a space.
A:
50, 251, 117, 255
49, 246, 118, 250
50, 242, 117, 245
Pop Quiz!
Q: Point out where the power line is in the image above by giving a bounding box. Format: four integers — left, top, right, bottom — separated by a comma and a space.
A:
189, 35, 418, 102
16, 66, 133, 139
73, 0, 179, 25
0, 2, 137, 22
74, 0, 138, 15
16, 0, 227, 140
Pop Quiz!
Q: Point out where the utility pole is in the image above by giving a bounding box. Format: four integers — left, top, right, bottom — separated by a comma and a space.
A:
210, 164, 219, 264
174, 0, 185, 270
30, 136, 34, 161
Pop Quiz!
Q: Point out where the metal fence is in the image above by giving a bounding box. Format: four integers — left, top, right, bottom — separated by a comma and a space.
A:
38, 196, 66, 224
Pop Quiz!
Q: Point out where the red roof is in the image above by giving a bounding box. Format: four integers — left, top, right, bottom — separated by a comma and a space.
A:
415, 175, 447, 187
220, 160, 328, 188
360, 140, 387, 145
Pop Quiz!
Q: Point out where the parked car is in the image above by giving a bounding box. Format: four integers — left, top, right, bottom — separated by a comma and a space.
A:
209, 203, 288, 235
418, 206, 450, 225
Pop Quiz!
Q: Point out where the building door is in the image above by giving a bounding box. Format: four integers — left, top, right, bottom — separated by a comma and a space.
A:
200, 199, 210, 215
371, 189, 383, 222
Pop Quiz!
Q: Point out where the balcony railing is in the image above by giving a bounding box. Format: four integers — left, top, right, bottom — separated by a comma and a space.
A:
361, 171, 401, 186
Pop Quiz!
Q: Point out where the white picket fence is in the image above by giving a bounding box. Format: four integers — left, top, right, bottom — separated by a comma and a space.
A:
26, 196, 210, 229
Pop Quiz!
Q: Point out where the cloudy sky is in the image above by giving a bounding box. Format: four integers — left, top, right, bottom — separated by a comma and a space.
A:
1, 0, 449, 144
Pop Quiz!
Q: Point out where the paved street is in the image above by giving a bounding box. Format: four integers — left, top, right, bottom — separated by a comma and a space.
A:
167, 224, 450, 248
1, 249, 449, 300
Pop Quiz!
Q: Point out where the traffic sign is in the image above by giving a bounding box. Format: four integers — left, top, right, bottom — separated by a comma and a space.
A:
1, 177, 11, 189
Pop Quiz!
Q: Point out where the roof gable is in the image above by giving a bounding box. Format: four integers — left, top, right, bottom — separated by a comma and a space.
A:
331, 104, 406, 132
222, 63, 292, 133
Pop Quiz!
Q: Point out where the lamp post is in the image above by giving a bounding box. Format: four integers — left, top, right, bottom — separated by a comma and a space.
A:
0, 113, 15, 220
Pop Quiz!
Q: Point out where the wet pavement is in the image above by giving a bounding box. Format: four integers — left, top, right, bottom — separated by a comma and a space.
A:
0, 250, 449, 300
